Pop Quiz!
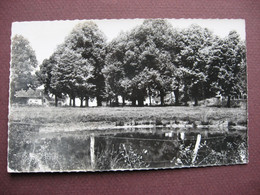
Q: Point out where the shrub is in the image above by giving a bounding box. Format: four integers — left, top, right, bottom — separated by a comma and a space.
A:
116, 121, 125, 126
155, 118, 163, 126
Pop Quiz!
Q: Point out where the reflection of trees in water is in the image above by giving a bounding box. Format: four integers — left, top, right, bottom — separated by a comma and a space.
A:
9, 123, 247, 172
176, 133, 248, 166
96, 132, 247, 170
95, 140, 149, 170
8, 124, 92, 172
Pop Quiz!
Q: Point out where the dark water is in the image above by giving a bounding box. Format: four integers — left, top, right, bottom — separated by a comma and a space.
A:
94, 128, 247, 170
8, 124, 248, 172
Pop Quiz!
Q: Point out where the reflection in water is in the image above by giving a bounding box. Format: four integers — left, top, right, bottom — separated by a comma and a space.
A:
180, 132, 185, 140
8, 124, 248, 172
94, 128, 247, 171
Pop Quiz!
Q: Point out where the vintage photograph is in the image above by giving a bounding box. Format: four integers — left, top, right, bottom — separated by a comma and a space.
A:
8, 18, 248, 172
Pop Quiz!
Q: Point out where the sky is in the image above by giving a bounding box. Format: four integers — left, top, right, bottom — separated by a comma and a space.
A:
11, 19, 246, 65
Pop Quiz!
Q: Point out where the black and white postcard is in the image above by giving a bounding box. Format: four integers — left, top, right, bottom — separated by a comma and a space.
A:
8, 18, 248, 172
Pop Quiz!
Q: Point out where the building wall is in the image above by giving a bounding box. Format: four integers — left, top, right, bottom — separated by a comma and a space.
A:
28, 98, 43, 105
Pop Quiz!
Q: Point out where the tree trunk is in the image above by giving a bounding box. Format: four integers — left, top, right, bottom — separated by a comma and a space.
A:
227, 95, 231, 108
122, 96, 125, 106
194, 97, 198, 106
131, 98, 136, 106
69, 98, 72, 106
55, 95, 58, 107
73, 97, 76, 107
183, 88, 188, 106
149, 95, 152, 106
80, 97, 83, 107
137, 96, 144, 107
160, 91, 165, 106
106, 98, 109, 106
174, 89, 179, 106
96, 96, 102, 106
137, 95, 144, 107
115, 96, 119, 106
85, 96, 89, 107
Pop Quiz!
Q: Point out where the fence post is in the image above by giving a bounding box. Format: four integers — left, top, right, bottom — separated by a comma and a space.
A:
90, 134, 95, 169
192, 134, 201, 164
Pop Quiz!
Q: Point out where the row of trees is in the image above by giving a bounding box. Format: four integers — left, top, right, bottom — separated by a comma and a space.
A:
11, 19, 247, 107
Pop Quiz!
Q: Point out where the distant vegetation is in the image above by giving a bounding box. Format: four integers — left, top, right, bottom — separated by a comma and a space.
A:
10, 19, 247, 108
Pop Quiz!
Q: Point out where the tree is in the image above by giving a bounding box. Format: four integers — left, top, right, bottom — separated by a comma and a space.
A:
130, 19, 178, 106
73, 53, 95, 107
37, 58, 53, 95
37, 55, 63, 107
215, 31, 246, 107
43, 22, 106, 107
104, 33, 129, 106
49, 43, 95, 107
105, 19, 178, 106
175, 25, 215, 106
10, 35, 38, 104
203, 36, 224, 100
69, 22, 107, 106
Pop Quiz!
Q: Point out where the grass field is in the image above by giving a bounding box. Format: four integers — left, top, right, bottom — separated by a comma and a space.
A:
9, 105, 247, 125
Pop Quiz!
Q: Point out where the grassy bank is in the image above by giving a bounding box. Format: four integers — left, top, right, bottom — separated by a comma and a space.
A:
8, 105, 248, 172
9, 105, 247, 126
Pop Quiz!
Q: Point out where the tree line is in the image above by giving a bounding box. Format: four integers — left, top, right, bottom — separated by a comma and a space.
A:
11, 19, 247, 107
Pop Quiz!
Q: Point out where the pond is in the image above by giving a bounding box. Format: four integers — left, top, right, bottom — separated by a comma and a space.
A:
8, 124, 248, 172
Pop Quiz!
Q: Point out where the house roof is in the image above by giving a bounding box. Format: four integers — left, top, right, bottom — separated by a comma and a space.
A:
15, 88, 43, 98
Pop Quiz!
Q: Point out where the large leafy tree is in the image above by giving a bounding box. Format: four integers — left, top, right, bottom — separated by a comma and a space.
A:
37, 55, 64, 106
50, 45, 78, 106
128, 19, 178, 106
70, 22, 106, 106
42, 21, 106, 107
10, 35, 38, 104
49, 44, 95, 107
175, 25, 215, 105
105, 19, 178, 106
37, 58, 54, 95
215, 31, 246, 107
37, 44, 69, 106
103, 33, 129, 106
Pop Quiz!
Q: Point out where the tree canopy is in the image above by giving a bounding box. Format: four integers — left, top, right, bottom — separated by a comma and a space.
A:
105, 19, 179, 106
10, 35, 38, 103
33, 19, 247, 107
37, 21, 106, 106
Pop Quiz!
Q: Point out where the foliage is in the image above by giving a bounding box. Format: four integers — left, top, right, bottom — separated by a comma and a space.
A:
214, 31, 246, 107
96, 143, 149, 170
70, 22, 107, 106
104, 19, 178, 106
174, 25, 216, 105
10, 35, 38, 103
33, 20, 247, 107
37, 21, 106, 106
